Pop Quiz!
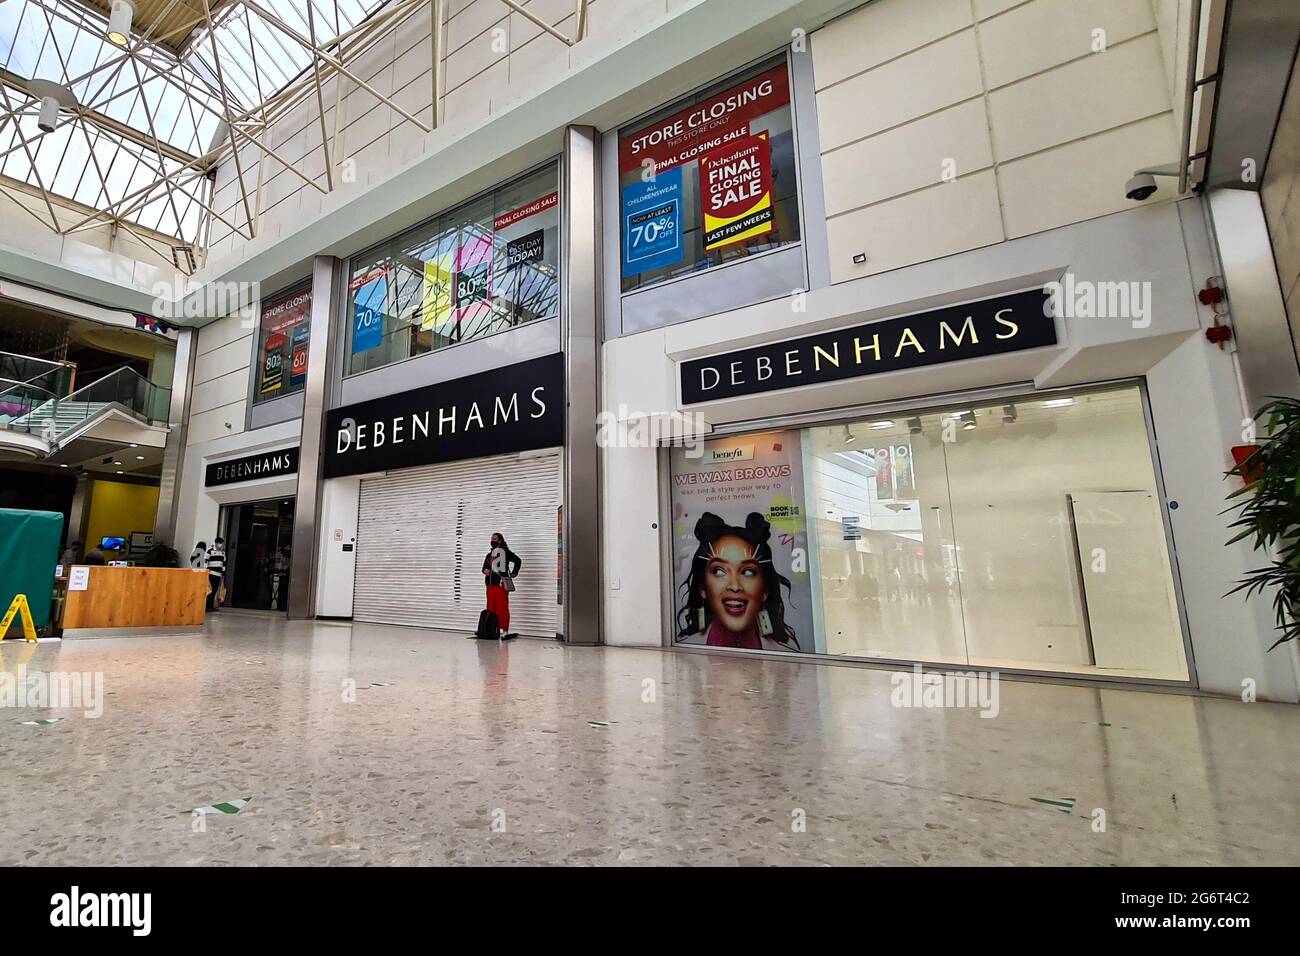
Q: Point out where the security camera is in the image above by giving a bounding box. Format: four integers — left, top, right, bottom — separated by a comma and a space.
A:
1125, 172, 1158, 202
1124, 162, 1182, 202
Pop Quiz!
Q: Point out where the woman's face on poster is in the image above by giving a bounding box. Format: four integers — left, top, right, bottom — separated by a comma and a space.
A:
700, 534, 766, 634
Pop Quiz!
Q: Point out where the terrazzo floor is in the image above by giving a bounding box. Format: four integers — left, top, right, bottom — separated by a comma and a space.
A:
2, 615, 1298, 866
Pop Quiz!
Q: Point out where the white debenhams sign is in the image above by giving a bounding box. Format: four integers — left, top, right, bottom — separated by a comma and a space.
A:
678, 288, 1057, 405
205, 447, 299, 487
332, 388, 548, 456
322, 353, 566, 479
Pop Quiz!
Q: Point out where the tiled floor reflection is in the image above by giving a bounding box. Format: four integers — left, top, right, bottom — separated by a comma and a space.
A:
1, 617, 1297, 866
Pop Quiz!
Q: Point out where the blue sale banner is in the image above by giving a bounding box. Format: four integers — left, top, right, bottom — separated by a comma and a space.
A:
622, 167, 684, 276
352, 274, 385, 354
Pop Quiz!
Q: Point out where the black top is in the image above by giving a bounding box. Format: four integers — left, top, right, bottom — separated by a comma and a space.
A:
482, 548, 521, 587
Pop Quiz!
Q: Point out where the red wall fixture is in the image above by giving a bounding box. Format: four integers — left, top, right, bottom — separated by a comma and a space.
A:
1231, 444, 1262, 483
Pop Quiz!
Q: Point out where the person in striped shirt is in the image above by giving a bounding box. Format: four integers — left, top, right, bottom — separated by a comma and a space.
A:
206, 537, 227, 612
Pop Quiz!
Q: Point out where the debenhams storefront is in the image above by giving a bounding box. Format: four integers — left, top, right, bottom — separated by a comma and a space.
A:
666, 287, 1188, 682
595, 51, 1234, 688
601, 203, 1242, 689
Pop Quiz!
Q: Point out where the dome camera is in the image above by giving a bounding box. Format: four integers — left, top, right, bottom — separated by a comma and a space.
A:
1124, 162, 1181, 202
1125, 172, 1159, 202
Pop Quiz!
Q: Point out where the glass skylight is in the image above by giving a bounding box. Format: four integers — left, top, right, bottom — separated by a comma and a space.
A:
0, 0, 390, 249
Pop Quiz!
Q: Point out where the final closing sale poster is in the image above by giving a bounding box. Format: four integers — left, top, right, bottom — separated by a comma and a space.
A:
670, 431, 815, 654
700, 131, 773, 251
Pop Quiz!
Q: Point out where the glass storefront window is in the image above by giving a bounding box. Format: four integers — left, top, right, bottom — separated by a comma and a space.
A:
253, 286, 312, 404
669, 384, 1189, 681
345, 165, 560, 376
617, 58, 801, 294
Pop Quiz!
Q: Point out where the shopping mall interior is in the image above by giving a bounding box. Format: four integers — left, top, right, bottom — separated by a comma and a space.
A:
1, 0, 1299, 880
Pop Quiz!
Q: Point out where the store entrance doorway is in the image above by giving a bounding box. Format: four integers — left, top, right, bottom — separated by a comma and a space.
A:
220, 498, 295, 612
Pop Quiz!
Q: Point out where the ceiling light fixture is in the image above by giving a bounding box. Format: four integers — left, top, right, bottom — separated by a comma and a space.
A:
870, 420, 895, 430
842, 425, 856, 445
960, 411, 978, 431
27, 79, 79, 133
907, 417, 923, 435
1001, 404, 1017, 423
107, 0, 135, 46
1043, 398, 1075, 409
136, 455, 145, 460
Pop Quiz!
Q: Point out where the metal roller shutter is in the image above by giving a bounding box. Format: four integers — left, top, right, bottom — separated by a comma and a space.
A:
354, 450, 561, 636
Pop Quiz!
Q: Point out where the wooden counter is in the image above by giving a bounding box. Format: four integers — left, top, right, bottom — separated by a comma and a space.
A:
62, 567, 208, 634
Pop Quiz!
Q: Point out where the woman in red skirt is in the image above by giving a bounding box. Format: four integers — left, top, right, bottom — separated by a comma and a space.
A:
482, 532, 522, 639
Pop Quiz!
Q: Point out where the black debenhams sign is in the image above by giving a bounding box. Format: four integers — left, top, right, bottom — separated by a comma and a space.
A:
205, 447, 299, 487
679, 288, 1057, 404
323, 352, 565, 479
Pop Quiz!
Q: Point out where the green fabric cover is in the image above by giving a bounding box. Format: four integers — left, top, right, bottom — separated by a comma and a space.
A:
0, 508, 63, 633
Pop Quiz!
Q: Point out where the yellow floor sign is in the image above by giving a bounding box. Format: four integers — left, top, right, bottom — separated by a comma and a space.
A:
0, 594, 38, 642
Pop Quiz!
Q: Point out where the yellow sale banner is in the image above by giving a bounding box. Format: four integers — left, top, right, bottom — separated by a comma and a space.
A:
421, 256, 453, 332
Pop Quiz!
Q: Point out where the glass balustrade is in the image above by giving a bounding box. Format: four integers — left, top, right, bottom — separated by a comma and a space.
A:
0, 367, 170, 438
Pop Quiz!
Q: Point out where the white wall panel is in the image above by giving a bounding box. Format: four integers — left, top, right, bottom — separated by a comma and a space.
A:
816, 30, 983, 151
194, 335, 254, 386
825, 170, 1005, 282
814, 0, 1181, 281
999, 113, 1180, 239
188, 401, 246, 445
821, 99, 993, 215
191, 369, 249, 416
978, 0, 1155, 89
810, 0, 971, 89
195, 311, 253, 355
987, 33, 1171, 160
973, 0, 1029, 18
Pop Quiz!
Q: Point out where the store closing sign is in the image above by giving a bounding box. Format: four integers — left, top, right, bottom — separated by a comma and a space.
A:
618, 64, 789, 175
618, 63, 790, 275
679, 288, 1058, 404
258, 288, 311, 397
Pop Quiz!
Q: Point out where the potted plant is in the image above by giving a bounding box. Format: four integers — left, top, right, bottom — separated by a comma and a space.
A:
1227, 396, 1300, 648
143, 541, 180, 569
